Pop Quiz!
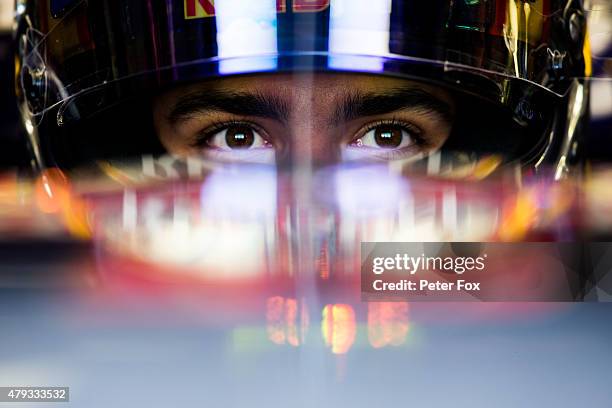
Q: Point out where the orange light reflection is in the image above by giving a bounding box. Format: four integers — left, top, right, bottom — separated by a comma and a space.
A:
321, 304, 356, 355
368, 302, 409, 348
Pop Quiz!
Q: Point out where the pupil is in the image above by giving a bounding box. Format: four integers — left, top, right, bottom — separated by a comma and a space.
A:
374, 126, 402, 148
226, 126, 255, 149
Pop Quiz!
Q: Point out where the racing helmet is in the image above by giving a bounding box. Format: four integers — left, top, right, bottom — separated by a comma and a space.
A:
14, 0, 592, 175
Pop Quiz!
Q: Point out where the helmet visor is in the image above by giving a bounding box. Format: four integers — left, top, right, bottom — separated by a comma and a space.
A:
16, 0, 597, 120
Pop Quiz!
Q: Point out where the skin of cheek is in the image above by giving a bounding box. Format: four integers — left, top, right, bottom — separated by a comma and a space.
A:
412, 113, 453, 151
152, 101, 188, 155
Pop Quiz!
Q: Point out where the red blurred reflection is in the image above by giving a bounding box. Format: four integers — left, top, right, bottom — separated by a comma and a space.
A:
266, 296, 309, 346
368, 302, 409, 348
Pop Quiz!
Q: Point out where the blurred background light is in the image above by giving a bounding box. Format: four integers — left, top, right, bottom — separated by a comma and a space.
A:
328, 0, 392, 71
321, 304, 356, 355
0, 1, 11, 32
215, 0, 278, 74
586, 0, 612, 57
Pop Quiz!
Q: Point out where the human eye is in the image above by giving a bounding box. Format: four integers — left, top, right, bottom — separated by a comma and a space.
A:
195, 121, 275, 163
199, 122, 272, 150
344, 120, 429, 162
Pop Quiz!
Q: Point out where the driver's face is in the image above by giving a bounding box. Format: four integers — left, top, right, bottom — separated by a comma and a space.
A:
153, 73, 454, 165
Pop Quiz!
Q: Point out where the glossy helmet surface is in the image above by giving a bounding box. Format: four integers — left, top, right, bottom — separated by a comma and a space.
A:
14, 0, 591, 174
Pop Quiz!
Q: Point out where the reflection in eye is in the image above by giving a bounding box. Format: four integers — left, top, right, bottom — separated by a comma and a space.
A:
197, 123, 275, 164
205, 125, 271, 150
345, 122, 426, 162
352, 124, 416, 149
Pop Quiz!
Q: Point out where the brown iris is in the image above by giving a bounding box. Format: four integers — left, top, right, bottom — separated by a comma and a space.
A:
374, 126, 403, 148
226, 126, 255, 149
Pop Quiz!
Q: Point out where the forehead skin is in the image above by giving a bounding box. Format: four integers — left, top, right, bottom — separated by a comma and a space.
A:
153, 73, 455, 162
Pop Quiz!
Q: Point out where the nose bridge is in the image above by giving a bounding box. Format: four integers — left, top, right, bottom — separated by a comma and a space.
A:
288, 120, 340, 167
283, 78, 341, 167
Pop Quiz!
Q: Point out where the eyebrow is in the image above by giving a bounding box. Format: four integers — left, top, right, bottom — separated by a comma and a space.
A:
332, 88, 454, 125
167, 90, 291, 125
167, 87, 453, 126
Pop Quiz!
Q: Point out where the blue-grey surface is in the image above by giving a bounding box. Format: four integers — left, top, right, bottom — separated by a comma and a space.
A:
0, 289, 610, 408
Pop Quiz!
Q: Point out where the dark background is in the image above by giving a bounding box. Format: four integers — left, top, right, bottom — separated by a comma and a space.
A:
0, 33, 28, 169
